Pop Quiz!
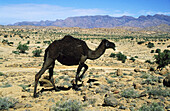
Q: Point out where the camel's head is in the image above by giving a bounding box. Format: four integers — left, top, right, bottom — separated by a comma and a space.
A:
103, 39, 116, 50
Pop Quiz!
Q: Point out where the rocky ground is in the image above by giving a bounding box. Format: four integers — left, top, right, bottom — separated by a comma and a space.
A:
0, 32, 170, 111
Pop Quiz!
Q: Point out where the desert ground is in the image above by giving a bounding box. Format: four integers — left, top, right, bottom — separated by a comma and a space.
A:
0, 26, 169, 111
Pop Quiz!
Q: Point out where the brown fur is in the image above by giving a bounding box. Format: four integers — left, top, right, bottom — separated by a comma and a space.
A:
33, 35, 116, 97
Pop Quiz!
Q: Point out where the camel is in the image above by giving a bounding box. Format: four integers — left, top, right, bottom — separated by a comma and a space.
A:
34, 35, 116, 97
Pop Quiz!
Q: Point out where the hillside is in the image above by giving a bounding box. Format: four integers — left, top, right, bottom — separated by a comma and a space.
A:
11, 14, 170, 28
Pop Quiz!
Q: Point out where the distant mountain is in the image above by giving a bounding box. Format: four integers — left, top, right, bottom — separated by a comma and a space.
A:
11, 14, 170, 28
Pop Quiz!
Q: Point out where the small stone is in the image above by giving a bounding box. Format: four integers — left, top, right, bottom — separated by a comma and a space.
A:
113, 90, 119, 94
133, 83, 142, 89
116, 69, 123, 76
103, 94, 119, 107
160, 68, 168, 75
14, 103, 25, 109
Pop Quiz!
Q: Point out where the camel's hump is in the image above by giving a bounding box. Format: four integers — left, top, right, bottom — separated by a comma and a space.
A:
61, 35, 83, 42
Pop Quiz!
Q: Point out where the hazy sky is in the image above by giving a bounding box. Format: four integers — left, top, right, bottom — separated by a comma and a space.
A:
0, 0, 170, 25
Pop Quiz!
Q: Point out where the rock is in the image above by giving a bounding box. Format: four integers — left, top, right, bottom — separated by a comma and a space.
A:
25, 104, 33, 108
95, 85, 110, 94
103, 94, 119, 107
14, 103, 25, 109
116, 69, 123, 76
133, 83, 142, 89
160, 68, 168, 75
113, 90, 119, 94
163, 74, 170, 87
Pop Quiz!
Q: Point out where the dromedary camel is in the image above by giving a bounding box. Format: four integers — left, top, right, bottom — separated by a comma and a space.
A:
34, 35, 116, 97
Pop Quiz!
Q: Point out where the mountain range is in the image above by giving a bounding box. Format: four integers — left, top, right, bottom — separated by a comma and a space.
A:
11, 14, 170, 28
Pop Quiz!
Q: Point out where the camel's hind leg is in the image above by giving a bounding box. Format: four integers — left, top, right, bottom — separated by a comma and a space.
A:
33, 58, 54, 98
79, 64, 88, 81
49, 62, 60, 91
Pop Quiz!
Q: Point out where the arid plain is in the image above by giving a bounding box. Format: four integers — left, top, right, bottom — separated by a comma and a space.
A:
0, 26, 169, 111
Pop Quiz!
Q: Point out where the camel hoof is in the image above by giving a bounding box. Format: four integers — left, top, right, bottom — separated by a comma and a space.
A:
33, 94, 39, 98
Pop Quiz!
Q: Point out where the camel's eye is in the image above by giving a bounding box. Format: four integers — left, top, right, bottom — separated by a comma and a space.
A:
106, 42, 110, 47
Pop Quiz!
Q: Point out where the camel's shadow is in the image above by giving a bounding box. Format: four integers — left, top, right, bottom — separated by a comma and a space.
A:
38, 84, 83, 94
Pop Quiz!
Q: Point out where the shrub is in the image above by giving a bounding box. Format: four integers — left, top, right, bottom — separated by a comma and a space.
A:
137, 41, 145, 45
32, 49, 42, 57
18, 84, 30, 91
109, 53, 116, 58
141, 74, 159, 85
155, 49, 161, 53
134, 56, 138, 58
43, 40, 51, 44
0, 97, 17, 110
0, 82, 12, 88
147, 87, 170, 97
2, 39, 8, 44
17, 42, 29, 53
147, 42, 154, 48
116, 52, 127, 63
50, 99, 82, 111
121, 88, 140, 98
139, 102, 164, 111
154, 49, 170, 69
0, 72, 5, 76
150, 50, 154, 53
145, 60, 153, 64
27, 41, 30, 44
12, 51, 20, 54
130, 57, 135, 62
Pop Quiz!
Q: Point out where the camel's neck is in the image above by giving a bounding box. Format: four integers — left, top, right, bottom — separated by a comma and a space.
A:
87, 41, 106, 60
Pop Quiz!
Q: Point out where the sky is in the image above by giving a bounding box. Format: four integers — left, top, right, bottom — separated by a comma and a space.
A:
0, 0, 170, 25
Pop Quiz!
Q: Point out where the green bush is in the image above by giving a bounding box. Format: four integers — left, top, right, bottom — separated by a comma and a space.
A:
134, 56, 138, 58
109, 53, 116, 58
139, 102, 164, 111
147, 42, 154, 48
155, 49, 161, 53
130, 57, 135, 62
150, 50, 154, 53
17, 42, 29, 53
32, 49, 42, 57
147, 87, 170, 97
0, 82, 12, 88
50, 99, 82, 111
154, 49, 170, 69
121, 88, 140, 98
145, 60, 153, 64
12, 51, 20, 54
0, 97, 17, 110
0, 72, 5, 76
116, 52, 127, 63
137, 41, 145, 45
